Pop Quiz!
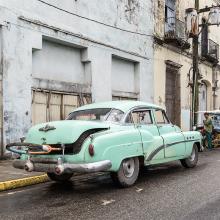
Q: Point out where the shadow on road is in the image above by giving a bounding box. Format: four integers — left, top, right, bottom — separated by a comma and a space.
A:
45, 160, 207, 195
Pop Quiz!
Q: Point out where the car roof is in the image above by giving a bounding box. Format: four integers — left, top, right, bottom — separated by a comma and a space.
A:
73, 101, 164, 113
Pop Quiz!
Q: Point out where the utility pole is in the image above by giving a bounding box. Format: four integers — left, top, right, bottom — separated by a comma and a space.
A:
189, 1, 220, 129
192, 0, 199, 129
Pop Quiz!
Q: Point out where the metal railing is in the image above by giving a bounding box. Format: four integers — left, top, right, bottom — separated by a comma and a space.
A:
165, 17, 186, 40
208, 39, 219, 61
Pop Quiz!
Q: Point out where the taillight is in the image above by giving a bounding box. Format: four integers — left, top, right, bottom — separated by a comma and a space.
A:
55, 166, 62, 175
88, 144, 94, 156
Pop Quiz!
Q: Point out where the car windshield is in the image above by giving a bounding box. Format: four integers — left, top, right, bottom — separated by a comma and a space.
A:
67, 108, 124, 123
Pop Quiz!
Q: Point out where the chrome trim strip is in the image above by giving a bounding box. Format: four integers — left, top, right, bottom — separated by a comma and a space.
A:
146, 139, 200, 162
57, 160, 112, 174
146, 145, 164, 162
13, 159, 112, 174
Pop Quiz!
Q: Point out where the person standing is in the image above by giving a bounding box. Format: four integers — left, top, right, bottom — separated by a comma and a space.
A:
203, 112, 213, 150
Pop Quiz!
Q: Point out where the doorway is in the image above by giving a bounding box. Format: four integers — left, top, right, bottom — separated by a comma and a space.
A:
165, 63, 181, 126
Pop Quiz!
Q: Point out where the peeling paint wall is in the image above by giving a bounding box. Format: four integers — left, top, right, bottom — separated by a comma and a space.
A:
1, 13, 33, 146
0, 0, 154, 151
0, 0, 153, 58
154, 0, 165, 38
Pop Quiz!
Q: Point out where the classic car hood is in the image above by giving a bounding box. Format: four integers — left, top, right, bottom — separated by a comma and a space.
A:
26, 120, 110, 145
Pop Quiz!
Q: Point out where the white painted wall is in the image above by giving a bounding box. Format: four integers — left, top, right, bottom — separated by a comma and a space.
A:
32, 40, 87, 84
0, 0, 153, 58
0, 0, 154, 151
112, 57, 137, 93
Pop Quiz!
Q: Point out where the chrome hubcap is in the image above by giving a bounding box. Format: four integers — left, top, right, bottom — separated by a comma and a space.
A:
189, 148, 196, 162
122, 158, 135, 178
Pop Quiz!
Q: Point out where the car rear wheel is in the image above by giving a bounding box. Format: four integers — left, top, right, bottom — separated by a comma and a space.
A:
47, 172, 73, 182
180, 144, 198, 168
110, 157, 139, 188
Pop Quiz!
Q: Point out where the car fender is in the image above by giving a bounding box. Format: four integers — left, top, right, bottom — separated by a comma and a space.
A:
182, 131, 202, 156
82, 129, 144, 171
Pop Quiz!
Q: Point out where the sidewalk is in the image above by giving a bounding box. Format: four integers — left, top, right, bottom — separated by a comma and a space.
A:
0, 159, 49, 191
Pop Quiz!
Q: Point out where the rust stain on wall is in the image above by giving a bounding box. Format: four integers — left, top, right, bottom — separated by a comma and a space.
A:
116, 0, 141, 26
124, 0, 140, 25
154, 0, 165, 38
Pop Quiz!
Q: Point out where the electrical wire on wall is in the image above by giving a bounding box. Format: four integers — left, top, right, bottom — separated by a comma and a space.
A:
36, 0, 153, 37
4, 18, 150, 60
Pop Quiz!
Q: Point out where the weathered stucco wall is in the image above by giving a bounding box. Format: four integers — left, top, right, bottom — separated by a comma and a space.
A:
0, 0, 154, 150
154, 0, 220, 131
32, 40, 87, 84
154, 45, 191, 131
0, 8, 41, 146
0, 0, 153, 58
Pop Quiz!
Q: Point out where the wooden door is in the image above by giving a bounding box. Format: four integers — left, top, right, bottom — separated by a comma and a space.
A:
165, 66, 181, 126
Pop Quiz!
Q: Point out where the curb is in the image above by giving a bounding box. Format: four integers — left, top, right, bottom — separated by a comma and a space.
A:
0, 174, 49, 192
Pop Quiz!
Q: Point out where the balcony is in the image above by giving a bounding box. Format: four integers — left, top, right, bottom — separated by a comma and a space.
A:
164, 17, 190, 49
202, 39, 219, 63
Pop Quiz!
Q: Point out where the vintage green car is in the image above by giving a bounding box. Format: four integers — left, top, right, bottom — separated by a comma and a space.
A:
8, 101, 202, 187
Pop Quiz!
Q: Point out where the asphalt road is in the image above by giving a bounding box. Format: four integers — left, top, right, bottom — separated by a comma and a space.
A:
1, 149, 220, 220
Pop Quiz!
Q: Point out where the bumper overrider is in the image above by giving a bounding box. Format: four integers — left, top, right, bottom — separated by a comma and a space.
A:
13, 157, 112, 175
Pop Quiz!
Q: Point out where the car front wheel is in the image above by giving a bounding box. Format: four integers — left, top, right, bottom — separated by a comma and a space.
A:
110, 157, 139, 188
180, 144, 198, 168
47, 172, 73, 182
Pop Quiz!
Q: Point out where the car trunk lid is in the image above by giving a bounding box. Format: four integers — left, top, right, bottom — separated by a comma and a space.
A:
26, 120, 110, 145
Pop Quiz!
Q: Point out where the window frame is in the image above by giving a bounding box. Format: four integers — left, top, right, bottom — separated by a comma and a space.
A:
124, 108, 154, 125
165, 0, 176, 22
154, 109, 171, 125
67, 108, 125, 123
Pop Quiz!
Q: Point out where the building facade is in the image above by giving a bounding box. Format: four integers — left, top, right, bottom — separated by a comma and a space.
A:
154, 0, 220, 130
0, 0, 154, 155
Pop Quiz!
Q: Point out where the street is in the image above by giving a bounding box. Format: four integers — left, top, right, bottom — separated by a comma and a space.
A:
0, 150, 220, 220
0, 1, 220, 219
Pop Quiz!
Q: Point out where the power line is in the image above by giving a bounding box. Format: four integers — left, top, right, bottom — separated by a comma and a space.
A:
36, 0, 153, 37
5, 19, 149, 60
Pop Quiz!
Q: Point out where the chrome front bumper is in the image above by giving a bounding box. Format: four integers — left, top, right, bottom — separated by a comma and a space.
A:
13, 158, 112, 175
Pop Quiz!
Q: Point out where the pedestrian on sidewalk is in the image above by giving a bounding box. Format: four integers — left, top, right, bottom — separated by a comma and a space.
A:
203, 112, 213, 151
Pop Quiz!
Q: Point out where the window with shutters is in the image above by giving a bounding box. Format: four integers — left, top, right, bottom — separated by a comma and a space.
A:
165, 0, 175, 23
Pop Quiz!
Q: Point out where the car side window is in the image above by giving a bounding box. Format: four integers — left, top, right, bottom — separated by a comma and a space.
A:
126, 110, 153, 125
155, 110, 169, 124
